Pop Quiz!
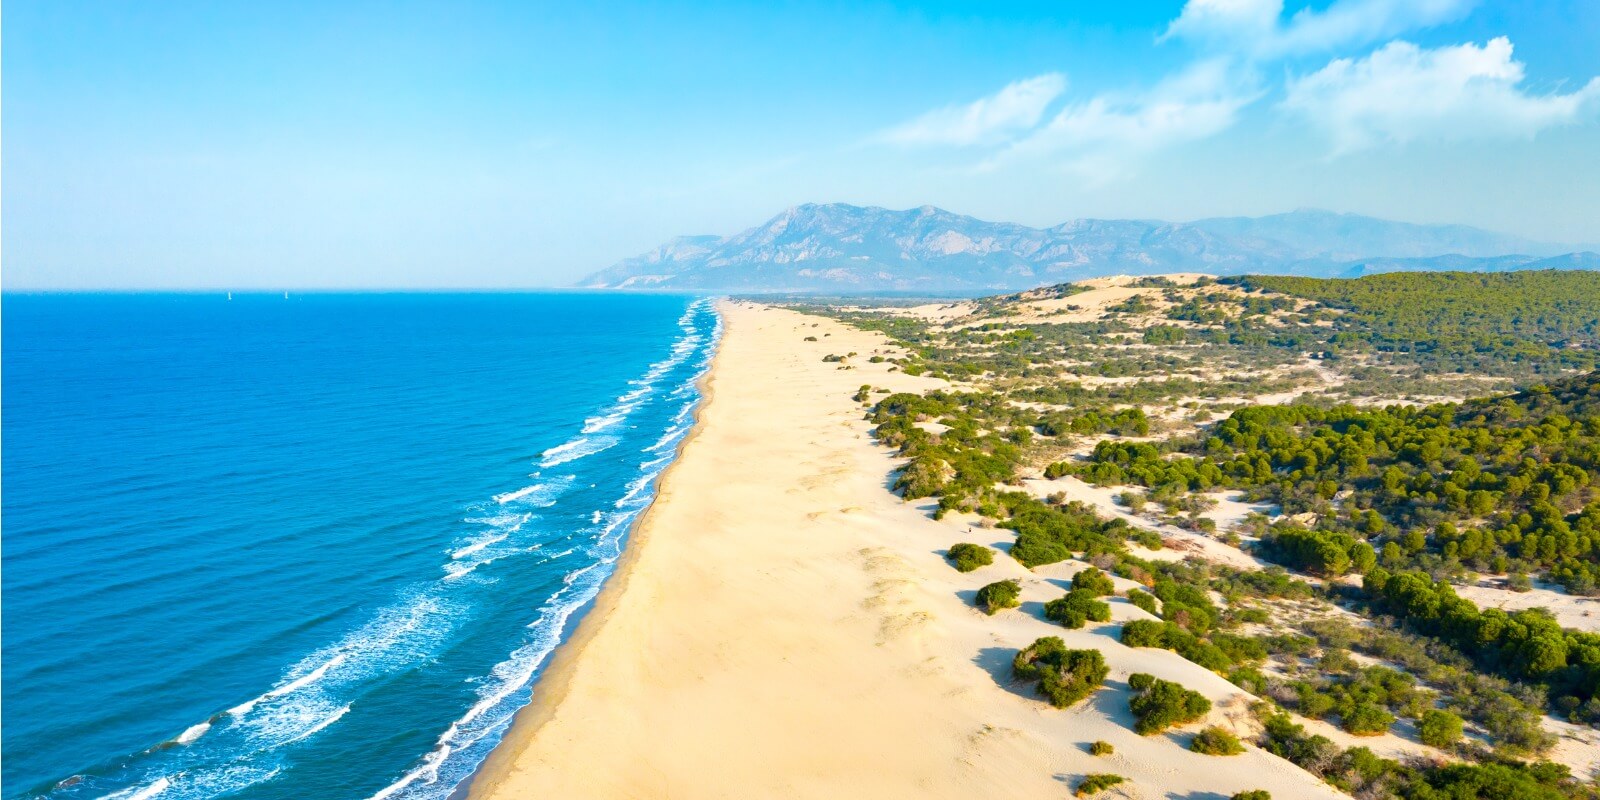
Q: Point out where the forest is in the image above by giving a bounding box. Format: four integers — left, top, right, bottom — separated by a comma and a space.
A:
1076, 371, 1600, 593
827, 271, 1600, 799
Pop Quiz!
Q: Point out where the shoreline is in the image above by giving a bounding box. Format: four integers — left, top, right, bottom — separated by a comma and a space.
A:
456, 300, 726, 799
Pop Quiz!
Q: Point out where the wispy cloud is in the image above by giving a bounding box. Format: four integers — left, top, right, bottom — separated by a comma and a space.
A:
1163, 0, 1473, 59
986, 59, 1258, 180
871, 0, 1591, 176
1284, 37, 1600, 152
877, 73, 1066, 146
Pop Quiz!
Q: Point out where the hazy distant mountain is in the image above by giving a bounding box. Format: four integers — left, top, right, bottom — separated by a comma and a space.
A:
1189, 209, 1569, 261
580, 204, 1592, 293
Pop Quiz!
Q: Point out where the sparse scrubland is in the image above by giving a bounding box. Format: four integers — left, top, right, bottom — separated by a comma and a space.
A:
813, 272, 1600, 800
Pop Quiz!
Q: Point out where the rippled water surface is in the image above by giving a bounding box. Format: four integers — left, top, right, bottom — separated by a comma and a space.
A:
2, 293, 717, 799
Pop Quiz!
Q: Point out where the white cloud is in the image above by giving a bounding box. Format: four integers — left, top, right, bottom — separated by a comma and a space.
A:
1283, 37, 1600, 152
878, 73, 1066, 146
986, 59, 1258, 179
1165, 0, 1472, 58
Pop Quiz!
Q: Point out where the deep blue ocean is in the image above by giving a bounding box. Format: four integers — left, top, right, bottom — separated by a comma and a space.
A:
2, 293, 718, 800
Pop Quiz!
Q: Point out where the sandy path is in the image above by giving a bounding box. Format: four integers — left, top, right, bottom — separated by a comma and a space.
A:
1454, 579, 1600, 634
468, 303, 1345, 800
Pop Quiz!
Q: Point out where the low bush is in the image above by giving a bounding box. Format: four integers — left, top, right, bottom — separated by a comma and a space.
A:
1045, 589, 1112, 629
1418, 709, 1464, 749
1089, 740, 1114, 756
975, 579, 1021, 614
1190, 726, 1245, 755
1120, 620, 1232, 673
946, 542, 993, 572
1125, 589, 1159, 615
1341, 702, 1396, 736
1072, 566, 1116, 596
1075, 774, 1125, 797
1013, 637, 1109, 709
1231, 792, 1270, 800
1128, 674, 1211, 734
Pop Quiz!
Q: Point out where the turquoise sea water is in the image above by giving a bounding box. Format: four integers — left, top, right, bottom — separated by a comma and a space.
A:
2, 293, 718, 800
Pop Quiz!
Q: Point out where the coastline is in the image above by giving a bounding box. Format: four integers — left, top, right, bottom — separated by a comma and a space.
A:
456, 300, 726, 799
466, 301, 1350, 800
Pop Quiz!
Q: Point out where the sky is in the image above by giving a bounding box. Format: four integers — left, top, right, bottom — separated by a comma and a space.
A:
5, 0, 1599, 289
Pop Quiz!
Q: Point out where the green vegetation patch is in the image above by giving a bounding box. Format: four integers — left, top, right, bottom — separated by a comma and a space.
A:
1190, 726, 1245, 755
1045, 589, 1112, 629
1074, 773, 1126, 797
1127, 673, 1211, 734
975, 579, 1021, 615
946, 542, 993, 572
1072, 566, 1117, 596
1013, 636, 1109, 709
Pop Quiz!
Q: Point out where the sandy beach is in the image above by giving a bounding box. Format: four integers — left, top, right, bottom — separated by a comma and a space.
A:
466, 302, 1350, 800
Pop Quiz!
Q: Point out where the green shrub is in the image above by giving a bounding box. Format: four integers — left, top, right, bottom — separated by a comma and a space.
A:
1418, 709, 1464, 749
975, 579, 1021, 615
1190, 726, 1245, 755
1125, 589, 1159, 615
1128, 675, 1211, 734
1072, 566, 1116, 596
1128, 672, 1155, 692
1013, 637, 1109, 709
1231, 792, 1271, 800
946, 542, 993, 572
1341, 703, 1396, 736
1075, 774, 1125, 797
1089, 740, 1114, 756
1120, 620, 1232, 673
1045, 589, 1112, 629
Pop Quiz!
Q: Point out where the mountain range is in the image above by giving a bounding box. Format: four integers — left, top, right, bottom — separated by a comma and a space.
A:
580, 204, 1599, 293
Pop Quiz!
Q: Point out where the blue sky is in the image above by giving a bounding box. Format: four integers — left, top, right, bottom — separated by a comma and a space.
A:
5, 0, 1598, 288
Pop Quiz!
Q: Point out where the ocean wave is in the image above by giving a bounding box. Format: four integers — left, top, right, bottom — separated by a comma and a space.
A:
449, 532, 508, 561
644, 422, 691, 454
366, 535, 621, 800
101, 777, 170, 800
580, 408, 627, 434
173, 720, 211, 745
364, 300, 721, 800
226, 653, 347, 717
537, 434, 618, 468
281, 703, 351, 746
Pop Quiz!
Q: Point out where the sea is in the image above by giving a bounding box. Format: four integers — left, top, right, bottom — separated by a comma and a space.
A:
1, 292, 719, 800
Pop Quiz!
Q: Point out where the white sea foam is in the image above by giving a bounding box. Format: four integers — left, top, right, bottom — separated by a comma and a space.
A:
614, 468, 663, 510
282, 703, 352, 745
644, 423, 690, 454
449, 533, 507, 561
101, 777, 170, 800
174, 721, 210, 745
226, 653, 347, 717
366, 549, 618, 800
162, 765, 282, 800
444, 547, 534, 581
580, 409, 627, 434
538, 434, 618, 468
